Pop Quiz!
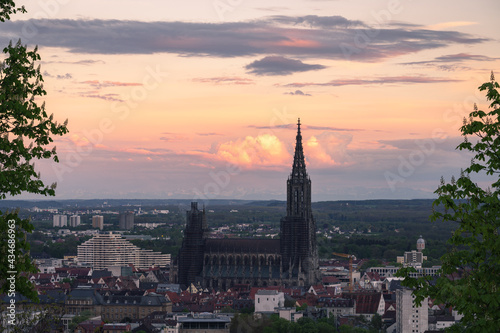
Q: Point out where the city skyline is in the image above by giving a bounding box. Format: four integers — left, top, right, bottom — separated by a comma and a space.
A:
2, 0, 499, 200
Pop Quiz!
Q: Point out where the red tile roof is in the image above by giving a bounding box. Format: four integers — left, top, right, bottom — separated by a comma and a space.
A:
347, 292, 382, 315
322, 276, 341, 284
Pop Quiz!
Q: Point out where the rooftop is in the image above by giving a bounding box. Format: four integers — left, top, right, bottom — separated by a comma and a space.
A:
256, 290, 281, 296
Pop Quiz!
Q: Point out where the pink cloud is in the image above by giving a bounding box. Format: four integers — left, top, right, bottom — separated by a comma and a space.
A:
276, 38, 321, 48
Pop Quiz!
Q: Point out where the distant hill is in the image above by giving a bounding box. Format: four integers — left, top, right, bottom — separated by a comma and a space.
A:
1, 198, 434, 210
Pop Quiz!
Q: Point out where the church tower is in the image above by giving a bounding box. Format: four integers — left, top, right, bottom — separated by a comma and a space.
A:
280, 119, 320, 286
177, 202, 208, 286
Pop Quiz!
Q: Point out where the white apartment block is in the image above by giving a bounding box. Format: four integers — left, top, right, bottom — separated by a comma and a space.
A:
92, 215, 104, 230
396, 288, 428, 333
69, 215, 81, 227
77, 232, 170, 270
53, 214, 67, 227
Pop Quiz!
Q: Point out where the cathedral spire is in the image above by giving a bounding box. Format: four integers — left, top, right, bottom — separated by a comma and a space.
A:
281, 118, 320, 286
286, 118, 312, 218
292, 118, 307, 180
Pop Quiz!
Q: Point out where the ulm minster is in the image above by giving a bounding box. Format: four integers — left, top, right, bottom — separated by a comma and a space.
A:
172, 119, 321, 289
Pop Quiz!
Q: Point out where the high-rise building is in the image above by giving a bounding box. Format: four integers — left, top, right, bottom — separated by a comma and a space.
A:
69, 215, 81, 227
397, 236, 428, 268
173, 119, 320, 288
92, 215, 104, 230
77, 232, 170, 270
403, 251, 424, 266
396, 288, 428, 333
119, 212, 134, 230
53, 214, 67, 227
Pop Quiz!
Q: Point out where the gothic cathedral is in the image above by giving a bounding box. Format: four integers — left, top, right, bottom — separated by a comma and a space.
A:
172, 119, 321, 289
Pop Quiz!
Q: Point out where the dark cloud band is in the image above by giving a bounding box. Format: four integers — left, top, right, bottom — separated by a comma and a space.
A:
0, 15, 488, 61
246, 56, 326, 76
283, 76, 462, 87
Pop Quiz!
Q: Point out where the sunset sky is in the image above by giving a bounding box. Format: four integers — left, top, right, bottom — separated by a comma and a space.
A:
2, 0, 499, 201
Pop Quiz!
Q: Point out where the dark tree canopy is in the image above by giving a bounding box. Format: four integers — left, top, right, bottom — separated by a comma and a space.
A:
0, 0, 68, 303
0, 40, 68, 198
0, 0, 24, 22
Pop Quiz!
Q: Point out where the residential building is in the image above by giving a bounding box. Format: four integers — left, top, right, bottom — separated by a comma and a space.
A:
77, 232, 170, 270
109, 265, 133, 277
396, 288, 428, 333
277, 307, 303, 322
359, 272, 383, 290
70, 215, 81, 227
92, 215, 104, 230
119, 212, 134, 230
322, 276, 342, 294
345, 291, 385, 320
319, 297, 355, 318
53, 214, 67, 227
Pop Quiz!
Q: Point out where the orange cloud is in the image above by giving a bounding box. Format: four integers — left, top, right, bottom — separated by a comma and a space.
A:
305, 132, 352, 166
122, 148, 164, 155
214, 134, 291, 168
68, 134, 90, 147
82, 80, 142, 87
424, 21, 477, 30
